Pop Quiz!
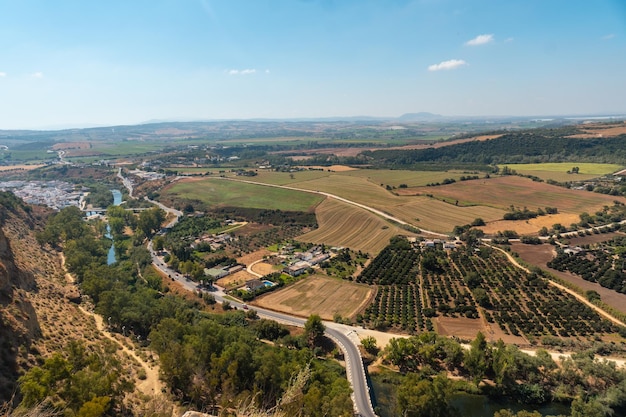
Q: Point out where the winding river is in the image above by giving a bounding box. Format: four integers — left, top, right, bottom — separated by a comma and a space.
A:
106, 189, 122, 265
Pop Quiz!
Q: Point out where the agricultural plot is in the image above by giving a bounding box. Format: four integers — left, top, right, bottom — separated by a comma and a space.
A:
163, 177, 324, 212
297, 198, 412, 254
338, 169, 479, 188
356, 237, 618, 342
290, 174, 504, 233
548, 235, 626, 295
253, 275, 373, 321
499, 163, 624, 182
407, 176, 625, 217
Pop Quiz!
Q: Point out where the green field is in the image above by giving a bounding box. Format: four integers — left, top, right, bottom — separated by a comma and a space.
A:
164, 178, 324, 212
499, 163, 624, 182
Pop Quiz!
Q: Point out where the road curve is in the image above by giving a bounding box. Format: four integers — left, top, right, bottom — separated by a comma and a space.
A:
147, 237, 377, 417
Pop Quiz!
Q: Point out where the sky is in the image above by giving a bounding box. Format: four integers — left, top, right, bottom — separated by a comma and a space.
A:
1, 0, 625, 129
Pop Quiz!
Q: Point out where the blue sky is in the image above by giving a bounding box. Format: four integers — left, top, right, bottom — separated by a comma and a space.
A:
1, 0, 625, 129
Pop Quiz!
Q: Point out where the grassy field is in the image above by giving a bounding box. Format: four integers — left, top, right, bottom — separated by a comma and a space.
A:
500, 163, 624, 182
298, 198, 412, 254
253, 275, 373, 320
163, 178, 324, 211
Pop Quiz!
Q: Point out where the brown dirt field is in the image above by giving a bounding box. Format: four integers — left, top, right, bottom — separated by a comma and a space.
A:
237, 249, 271, 265
253, 275, 373, 320
216, 270, 256, 289
0, 164, 44, 171
411, 176, 626, 215
299, 165, 358, 172
52, 141, 91, 150
568, 122, 626, 138
251, 262, 276, 276
435, 317, 485, 339
564, 231, 626, 246
480, 213, 581, 235
511, 240, 626, 315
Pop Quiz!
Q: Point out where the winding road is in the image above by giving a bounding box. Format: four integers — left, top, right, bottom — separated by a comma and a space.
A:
148, 239, 377, 416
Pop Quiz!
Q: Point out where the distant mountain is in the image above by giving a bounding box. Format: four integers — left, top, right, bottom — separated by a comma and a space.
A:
397, 112, 445, 121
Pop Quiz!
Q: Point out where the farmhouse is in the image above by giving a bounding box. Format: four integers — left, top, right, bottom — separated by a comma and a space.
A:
564, 246, 584, 256
284, 261, 309, 277
245, 279, 266, 292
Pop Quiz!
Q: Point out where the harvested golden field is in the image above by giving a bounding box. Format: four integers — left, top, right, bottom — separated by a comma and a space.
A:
253, 275, 373, 320
298, 198, 411, 254
407, 176, 626, 215
390, 198, 504, 232
340, 169, 475, 188
480, 213, 582, 235
499, 163, 623, 182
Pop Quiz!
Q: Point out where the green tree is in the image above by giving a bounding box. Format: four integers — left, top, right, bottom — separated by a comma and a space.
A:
361, 336, 380, 356
465, 332, 489, 386
304, 314, 325, 349
397, 373, 455, 417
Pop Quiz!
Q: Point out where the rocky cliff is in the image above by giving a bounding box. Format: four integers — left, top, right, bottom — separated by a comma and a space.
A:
0, 193, 99, 404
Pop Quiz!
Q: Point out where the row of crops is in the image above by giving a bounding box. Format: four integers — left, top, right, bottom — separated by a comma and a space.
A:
357, 237, 617, 339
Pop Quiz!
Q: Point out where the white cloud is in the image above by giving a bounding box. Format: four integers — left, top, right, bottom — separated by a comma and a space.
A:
428, 59, 467, 72
228, 68, 256, 75
31, 72, 44, 78
465, 34, 494, 46
602, 34, 615, 40
0, 72, 6, 77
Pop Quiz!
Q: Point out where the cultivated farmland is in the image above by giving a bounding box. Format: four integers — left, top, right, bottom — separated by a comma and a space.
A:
298, 198, 411, 254
162, 177, 324, 212
253, 275, 373, 321
403, 176, 626, 219
499, 162, 624, 182
357, 237, 618, 344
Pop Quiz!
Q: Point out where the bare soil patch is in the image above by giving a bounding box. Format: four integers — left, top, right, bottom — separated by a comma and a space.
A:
299, 165, 358, 172
216, 270, 256, 289
237, 248, 271, 265
511, 240, 626, 315
253, 275, 373, 320
568, 122, 626, 138
251, 262, 276, 276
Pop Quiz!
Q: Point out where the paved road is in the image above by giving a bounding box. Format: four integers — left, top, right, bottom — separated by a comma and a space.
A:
148, 239, 377, 417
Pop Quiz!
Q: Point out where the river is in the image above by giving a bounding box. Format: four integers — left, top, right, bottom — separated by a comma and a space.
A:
106, 189, 122, 265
